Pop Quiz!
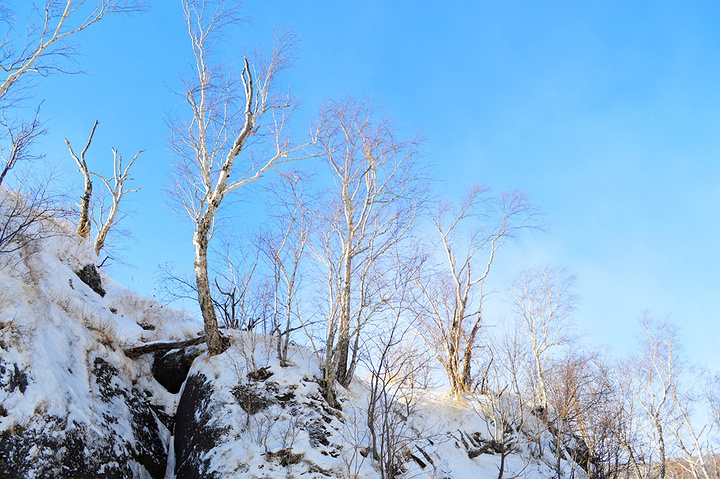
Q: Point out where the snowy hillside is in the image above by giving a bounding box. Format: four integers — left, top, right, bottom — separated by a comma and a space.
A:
0, 190, 586, 478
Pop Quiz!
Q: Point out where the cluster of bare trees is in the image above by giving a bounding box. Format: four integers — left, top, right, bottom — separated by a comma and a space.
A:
3, 3, 719, 479
164, 8, 719, 479
0, 1, 146, 265
468, 270, 720, 479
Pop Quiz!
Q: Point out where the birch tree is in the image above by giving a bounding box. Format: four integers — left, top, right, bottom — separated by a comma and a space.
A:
630, 316, 679, 479
260, 171, 314, 365
510, 265, 577, 415
90, 146, 143, 256
413, 186, 538, 397
0, 1, 145, 182
312, 99, 426, 406
169, 0, 312, 355
65, 120, 143, 255
670, 377, 719, 479
65, 120, 97, 239
608, 316, 679, 479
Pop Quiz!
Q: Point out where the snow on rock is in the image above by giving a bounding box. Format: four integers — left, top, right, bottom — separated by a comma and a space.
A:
0, 190, 588, 479
0, 191, 198, 478
172, 332, 588, 479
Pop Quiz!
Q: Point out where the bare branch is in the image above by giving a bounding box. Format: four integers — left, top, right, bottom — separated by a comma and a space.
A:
0, 1, 147, 104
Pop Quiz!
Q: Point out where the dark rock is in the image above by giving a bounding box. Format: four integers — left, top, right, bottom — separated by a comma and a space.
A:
265, 448, 303, 466
308, 421, 331, 447
174, 373, 227, 479
74, 264, 106, 297
233, 382, 276, 414
1, 355, 167, 478
247, 365, 274, 381
7, 364, 27, 394
0, 410, 167, 479
92, 357, 168, 479
152, 346, 201, 394
0, 417, 129, 478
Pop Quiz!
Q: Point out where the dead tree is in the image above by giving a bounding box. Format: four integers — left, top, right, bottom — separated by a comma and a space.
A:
65, 121, 142, 254
65, 121, 98, 239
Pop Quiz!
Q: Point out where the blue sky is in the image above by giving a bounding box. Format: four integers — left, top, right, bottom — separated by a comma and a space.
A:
24, 1, 720, 368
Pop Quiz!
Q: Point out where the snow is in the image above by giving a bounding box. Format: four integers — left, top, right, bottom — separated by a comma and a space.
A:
0, 188, 588, 478
177, 332, 587, 479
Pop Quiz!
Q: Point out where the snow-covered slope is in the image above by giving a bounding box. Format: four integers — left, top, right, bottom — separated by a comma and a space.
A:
172, 333, 588, 479
0, 191, 586, 478
0, 190, 198, 478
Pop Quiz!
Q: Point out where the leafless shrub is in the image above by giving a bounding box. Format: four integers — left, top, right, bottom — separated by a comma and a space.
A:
471, 337, 533, 479
0, 183, 56, 259
364, 316, 430, 479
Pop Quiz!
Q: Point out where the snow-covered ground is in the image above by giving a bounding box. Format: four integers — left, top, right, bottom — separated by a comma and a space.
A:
0, 189, 586, 478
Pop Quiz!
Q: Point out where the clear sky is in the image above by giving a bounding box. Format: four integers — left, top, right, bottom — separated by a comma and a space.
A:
22, 0, 720, 369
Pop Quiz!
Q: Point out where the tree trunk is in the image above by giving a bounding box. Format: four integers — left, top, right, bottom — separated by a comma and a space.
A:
460, 317, 482, 393
336, 250, 353, 386
498, 449, 507, 479
654, 413, 666, 479
78, 174, 92, 239
193, 220, 227, 356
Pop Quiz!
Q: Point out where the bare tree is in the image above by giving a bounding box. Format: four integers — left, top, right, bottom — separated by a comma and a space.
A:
90, 146, 143, 256
169, 0, 313, 355
510, 265, 577, 415
632, 315, 680, 479
65, 120, 142, 255
364, 304, 429, 478
670, 373, 719, 479
65, 120, 98, 238
311, 98, 427, 405
0, 1, 145, 184
413, 185, 538, 397
607, 362, 652, 479
608, 315, 680, 479
259, 171, 314, 365
545, 350, 615, 479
